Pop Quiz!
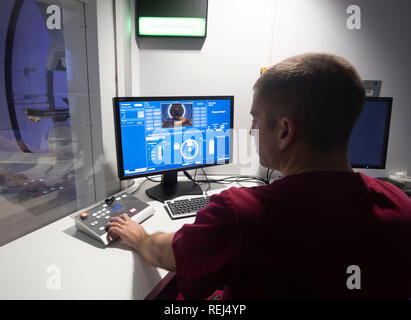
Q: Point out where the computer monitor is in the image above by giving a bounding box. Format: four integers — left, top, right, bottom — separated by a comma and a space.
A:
348, 97, 393, 169
113, 96, 234, 201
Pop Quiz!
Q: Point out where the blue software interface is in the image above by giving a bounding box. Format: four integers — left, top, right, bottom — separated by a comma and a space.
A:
119, 98, 232, 176
348, 99, 391, 167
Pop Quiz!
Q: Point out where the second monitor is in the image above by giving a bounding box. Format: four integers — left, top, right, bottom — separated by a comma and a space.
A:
348, 97, 393, 169
113, 96, 234, 202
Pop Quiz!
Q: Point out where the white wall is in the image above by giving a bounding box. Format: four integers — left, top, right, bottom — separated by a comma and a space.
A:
135, 0, 273, 174
130, 0, 411, 176
270, 0, 411, 176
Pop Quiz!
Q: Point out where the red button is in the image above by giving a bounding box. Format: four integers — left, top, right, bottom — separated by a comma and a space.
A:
80, 212, 88, 219
129, 208, 136, 213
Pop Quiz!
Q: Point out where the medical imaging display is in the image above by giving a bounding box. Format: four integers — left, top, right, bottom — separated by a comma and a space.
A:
118, 98, 232, 177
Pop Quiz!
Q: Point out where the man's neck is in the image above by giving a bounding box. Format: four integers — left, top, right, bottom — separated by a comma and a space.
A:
281, 149, 353, 177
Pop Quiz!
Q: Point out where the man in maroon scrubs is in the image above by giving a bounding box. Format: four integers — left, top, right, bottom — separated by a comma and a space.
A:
107, 53, 411, 299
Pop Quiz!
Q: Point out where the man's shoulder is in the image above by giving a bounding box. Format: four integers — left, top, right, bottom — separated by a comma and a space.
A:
208, 180, 290, 218
213, 183, 275, 203
357, 172, 411, 210
213, 176, 302, 202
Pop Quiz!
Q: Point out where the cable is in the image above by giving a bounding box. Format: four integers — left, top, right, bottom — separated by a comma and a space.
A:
200, 168, 211, 195
131, 179, 147, 195
219, 175, 267, 185
268, 169, 277, 183
142, 171, 268, 196
194, 173, 268, 187
145, 175, 162, 183
183, 170, 196, 184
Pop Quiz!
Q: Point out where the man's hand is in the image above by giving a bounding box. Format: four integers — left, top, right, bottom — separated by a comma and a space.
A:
0, 173, 29, 188
106, 214, 148, 250
106, 213, 176, 271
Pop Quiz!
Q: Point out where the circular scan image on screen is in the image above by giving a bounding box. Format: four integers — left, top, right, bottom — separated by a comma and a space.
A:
162, 103, 193, 128
180, 139, 199, 160
169, 104, 185, 119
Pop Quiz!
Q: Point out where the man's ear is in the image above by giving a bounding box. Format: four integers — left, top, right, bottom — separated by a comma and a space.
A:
278, 117, 295, 150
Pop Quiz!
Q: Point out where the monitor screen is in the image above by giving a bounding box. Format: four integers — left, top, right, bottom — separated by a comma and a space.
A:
348, 97, 392, 169
137, 0, 208, 37
113, 96, 233, 179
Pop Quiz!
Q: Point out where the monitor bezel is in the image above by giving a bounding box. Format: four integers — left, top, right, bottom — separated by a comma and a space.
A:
350, 97, 393, 169
136, 0, 208, 39
113, 95, 234, 180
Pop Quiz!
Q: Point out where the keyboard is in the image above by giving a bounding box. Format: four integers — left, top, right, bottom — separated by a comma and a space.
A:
72, 192, 154, 246
164, 195, 210, 219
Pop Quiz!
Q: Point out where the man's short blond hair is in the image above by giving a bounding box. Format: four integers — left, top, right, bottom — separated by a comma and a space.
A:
254, 53, 365, 151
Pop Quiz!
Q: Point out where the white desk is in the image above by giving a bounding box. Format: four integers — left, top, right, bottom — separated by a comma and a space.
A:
0, 176, 260, 299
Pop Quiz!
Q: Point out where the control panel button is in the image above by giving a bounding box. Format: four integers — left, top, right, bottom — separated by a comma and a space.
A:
80, 212, 88, 220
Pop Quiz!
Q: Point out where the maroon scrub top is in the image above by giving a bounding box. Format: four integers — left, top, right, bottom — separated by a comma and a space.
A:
172, 172, 411, 299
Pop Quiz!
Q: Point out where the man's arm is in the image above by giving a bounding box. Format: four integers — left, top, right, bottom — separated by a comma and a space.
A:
0, 167, 29, 187
0, 167, 5, 184
137, 232, 176, 271
107, 214, 176, 271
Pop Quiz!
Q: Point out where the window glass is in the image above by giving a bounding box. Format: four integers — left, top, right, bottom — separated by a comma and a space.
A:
0, 0, 95, 245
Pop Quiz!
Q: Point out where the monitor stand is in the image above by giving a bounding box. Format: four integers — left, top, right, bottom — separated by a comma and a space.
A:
145, 171, 202, 202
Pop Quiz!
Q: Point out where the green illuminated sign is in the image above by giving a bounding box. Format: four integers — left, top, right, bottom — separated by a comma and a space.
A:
138, 17, 206, 37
